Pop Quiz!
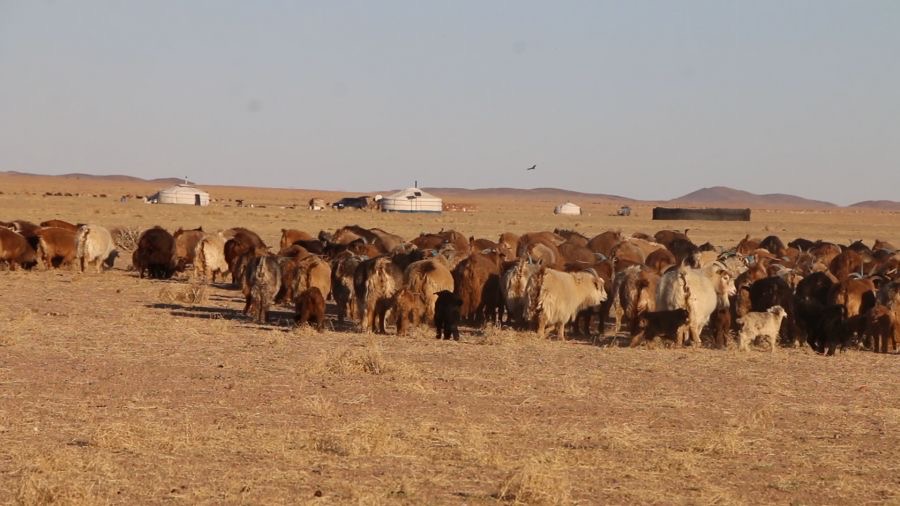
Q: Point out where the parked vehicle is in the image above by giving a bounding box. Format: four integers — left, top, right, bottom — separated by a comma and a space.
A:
331, 196, 371, 210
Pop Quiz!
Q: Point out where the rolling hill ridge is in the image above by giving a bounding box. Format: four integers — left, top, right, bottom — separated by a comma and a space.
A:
1, 171, 897, 210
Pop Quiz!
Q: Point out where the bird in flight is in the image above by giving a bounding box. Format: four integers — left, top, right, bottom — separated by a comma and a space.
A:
526, 164, 536, 171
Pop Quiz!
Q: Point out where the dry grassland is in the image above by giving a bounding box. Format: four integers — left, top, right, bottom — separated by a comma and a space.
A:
2, 174, 900, 504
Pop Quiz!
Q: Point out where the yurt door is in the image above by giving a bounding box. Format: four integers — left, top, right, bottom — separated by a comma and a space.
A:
194, 194, 201, 206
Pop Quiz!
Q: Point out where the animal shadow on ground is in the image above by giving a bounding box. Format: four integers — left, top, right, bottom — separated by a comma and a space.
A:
148, 303, 244, 320
596, 333, 631, 347
149, 302, 341, 330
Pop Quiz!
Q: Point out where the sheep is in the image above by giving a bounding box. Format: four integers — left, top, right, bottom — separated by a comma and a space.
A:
736, 306, 787, 352
629, 308, 690, 348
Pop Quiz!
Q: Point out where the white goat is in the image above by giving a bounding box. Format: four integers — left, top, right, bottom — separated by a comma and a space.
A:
736, 305, 787, 352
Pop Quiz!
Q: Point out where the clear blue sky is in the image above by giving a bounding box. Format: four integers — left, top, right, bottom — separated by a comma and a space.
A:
1, 1, 898, 204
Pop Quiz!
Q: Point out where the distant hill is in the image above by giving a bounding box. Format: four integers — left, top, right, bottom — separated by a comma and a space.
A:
0, 171, 188, 186
848, 200, 900, 211
670, 186, 836, 208
1, 171, 885, 210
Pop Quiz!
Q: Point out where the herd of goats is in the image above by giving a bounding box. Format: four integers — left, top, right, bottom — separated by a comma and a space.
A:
2, 217, 900, 355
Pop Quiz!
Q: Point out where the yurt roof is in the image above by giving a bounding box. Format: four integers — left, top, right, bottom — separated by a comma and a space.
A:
386, 187, 441, 200
158, 184, 209, 195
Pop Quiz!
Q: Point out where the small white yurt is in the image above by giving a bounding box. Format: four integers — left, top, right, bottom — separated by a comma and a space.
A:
554, 202, 581, 215
151, 184, 210, 206
380, 187, 442, 213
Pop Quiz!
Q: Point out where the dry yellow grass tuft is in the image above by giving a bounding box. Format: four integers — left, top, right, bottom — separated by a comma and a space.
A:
158, 283, 208, 306
496, 452, 573, 505
307, 339, 404, 377
15, 450, 116, 505
109, 225, 141, 252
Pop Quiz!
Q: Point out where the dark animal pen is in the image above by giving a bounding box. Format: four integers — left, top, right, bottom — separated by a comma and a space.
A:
652, 207, 751, 221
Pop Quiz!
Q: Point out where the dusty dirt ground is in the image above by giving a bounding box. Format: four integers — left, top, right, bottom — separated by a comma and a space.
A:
3, 174, 900, 504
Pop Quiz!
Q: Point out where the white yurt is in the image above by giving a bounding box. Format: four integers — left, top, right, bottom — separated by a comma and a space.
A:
380, 187, 443, 213
554, 202, 581, 215
150, 184, 210, 206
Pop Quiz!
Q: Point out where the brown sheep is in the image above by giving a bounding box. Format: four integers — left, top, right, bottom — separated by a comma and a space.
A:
829, 249, 864, 281
134, 227, 177, 279
866, 305, 899, 353
173, 227, 205, 272
734, 260, 768, 290
224, 229, 267, 286
518, 231, 566, 249
558, 241, 596, 266
393, 287, 428, 336
301, 256, 332, 296
736, 235, 761, 255
412, 230, 470, 259
331, 252, 363, 323
609, 241, 646, 270
35, 227, 78, 269
518, 241, 563, 270
711, 306, 732, 349
243, 255, 282, 324
453, 250, 504, 325
355, 256, 403, 333
501, 257, 540, 328
0, 228, 37, 270
554, 229, 589, 246
645, 248, 676, 275
295, 287, 326, 331
40, 219, 79, 232
497, 232, 520, 259
281, 255, 332, 304
586, 230, 623, 257
470, 237, 499, 252
653, 229, 690, 248
277, 244, 311, 259
630, 308, 690, 347
828, 278, 877, 320
276, 256, 303, 304
866, 304, 900, 353
9, 220, 41, 251
809, 241, 842, 267
280, 228, 315, 251
405, 258, 454, 322
607, 265, 659, 336
332, 225, 404, 254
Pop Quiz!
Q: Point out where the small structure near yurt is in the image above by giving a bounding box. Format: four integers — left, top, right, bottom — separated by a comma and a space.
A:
652, 207, 750, 221
554, 202, 582, 216
149, 183, 210, 206
308, 198, 325, 211
380, 188, 442, 213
